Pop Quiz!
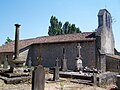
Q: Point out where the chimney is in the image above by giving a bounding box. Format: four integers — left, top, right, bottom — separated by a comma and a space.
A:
14, 24, 21, 59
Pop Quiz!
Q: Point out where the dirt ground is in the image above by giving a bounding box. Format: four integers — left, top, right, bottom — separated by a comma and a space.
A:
0, 78, 117, 90
0, 73, 117, 90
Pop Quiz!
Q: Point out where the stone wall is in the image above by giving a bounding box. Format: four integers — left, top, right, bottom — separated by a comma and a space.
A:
81, 41, 96, 68
106, 55, 120, 73
0, 41, 96, 70
97, 72, 117, 86
30, 41, 96, 70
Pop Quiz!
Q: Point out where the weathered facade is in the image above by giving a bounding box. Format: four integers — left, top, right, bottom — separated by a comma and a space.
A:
0, 9, 120, 72
30, 41, 96, 70
96, 9, 115, 54
106, 55, 120, 73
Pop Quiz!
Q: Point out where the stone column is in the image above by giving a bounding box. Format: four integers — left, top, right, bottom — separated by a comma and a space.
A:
9, 24, 21, 72
61, 47, 67, 71
97, 51, 106, 73
14, 24, 21, 59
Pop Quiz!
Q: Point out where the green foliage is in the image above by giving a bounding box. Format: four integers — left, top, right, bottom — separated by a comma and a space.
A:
48, 16, 63, 36
48, 16, 81, 36
63, 21, 69, 34
5, 37, 12, 44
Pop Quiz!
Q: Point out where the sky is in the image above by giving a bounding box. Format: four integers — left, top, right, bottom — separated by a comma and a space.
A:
0, 0, 120, 51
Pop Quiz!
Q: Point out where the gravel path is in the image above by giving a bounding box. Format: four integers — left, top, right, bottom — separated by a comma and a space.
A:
0, 79, 116, 90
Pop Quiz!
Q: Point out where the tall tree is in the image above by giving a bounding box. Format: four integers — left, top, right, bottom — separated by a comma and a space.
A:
67, 24, 81, 34
5, 37, 13, 44
76, 27, 81, 33
48, 16, 81, 36
62, 21, 69, 34
48, 16, 62, 36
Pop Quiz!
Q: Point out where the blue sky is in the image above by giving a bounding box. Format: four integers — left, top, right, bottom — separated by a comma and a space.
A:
0, 0, 120, 51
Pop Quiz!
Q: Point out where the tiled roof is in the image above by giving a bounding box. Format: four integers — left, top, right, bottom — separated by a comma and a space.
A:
0, 38, 34, 53
34, 32, 95, 44
0, 32, 95, 53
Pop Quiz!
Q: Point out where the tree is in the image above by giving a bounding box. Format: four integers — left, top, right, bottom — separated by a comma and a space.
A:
76, 27, 81, 33
48, 16, 81, 36
62, 21, 69, 34
65, 23, 81, 34
48, 16, 62, 36
5, 37, 12, 44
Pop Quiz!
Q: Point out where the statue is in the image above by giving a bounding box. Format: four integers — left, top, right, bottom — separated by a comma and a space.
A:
75, 56, 83, 71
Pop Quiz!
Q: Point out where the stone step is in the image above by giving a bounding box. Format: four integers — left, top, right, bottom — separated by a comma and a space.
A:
59, 71, 92, 80
0, 72, 29, 78
71, 79, 93, 85
0, 75, 31, 84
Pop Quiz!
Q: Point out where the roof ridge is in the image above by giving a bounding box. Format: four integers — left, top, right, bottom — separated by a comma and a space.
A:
35, 32, 93, 39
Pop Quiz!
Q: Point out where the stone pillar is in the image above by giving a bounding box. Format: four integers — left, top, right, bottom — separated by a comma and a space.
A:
61, 47, 67, 71
96, 49, 106, 73
100, 54, 106, 73
9, 24, 21, 72
32, 65, 45, 90
53, 58, 59, 81
97, 52, 106, 73
62, 58, 67, 71
14, 24, 21, 59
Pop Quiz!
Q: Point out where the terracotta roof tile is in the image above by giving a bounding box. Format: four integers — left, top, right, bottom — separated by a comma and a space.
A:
35, 32, 95, 44
0, 32, 95, 53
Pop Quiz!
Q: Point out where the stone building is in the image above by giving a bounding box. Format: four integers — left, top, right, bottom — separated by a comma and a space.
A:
0, 9, 120, 72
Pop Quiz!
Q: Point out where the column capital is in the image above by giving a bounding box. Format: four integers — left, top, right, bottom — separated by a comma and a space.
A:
15, 24, 21, 27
